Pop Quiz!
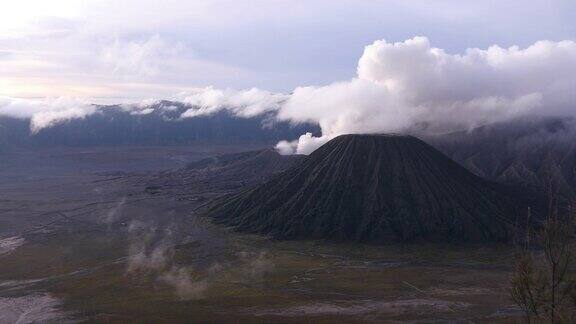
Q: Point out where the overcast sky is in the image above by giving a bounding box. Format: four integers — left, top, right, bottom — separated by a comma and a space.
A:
1, 0, 574, 100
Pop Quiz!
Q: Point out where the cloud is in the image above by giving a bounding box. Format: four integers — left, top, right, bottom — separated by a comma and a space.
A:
30, 106, 95, 134
0, 30, 248, 99
0, 96, 95, 133
0, 90, 286, 134
163, 37, 576, 154
130, 108, 155, 115
179, 87, 288, 118
355, 37, 574, 111
101, 35, 181, 78
168, 37, 576, 154
2, 1, 574, 99
3, 36, 575, 151
273, 37, 576, 153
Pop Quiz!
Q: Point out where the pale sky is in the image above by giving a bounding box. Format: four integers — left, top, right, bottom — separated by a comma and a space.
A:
0, 0, 575, 100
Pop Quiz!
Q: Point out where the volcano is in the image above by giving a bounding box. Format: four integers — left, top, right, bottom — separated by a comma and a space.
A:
207, 134, 527, 243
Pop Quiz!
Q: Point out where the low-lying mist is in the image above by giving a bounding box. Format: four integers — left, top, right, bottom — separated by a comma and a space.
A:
124, 219, 274, 301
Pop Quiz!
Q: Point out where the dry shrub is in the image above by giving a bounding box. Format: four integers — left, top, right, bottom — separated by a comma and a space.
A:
510, 203, 576, 323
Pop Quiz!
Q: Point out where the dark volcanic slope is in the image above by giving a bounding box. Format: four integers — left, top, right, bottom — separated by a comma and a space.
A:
185, 148, 302, 175
208, 134, 525, 243
181, 148, 305, 189
149, 148, 305, 193
430, 117, 576, 198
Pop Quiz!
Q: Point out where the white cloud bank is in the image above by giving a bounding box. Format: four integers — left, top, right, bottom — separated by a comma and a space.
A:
179, 87, 287, 118
273, 37, 576, 154
2, 37, 575, 150
0, 96, 95, 133
0, 87, 287, 134
159, 37, 576, 154
0, 96, 168, 133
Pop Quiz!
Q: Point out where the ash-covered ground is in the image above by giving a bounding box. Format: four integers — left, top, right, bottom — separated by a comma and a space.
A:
0, 145, 522, 323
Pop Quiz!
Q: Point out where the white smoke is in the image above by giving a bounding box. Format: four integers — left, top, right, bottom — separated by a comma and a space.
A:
0, 236, 25, 256
275, 132, 331, 155
0, 294, 72, 323
126, 221, 173, 273
158, 267, 209, 300
236, 251, 274, 282
124, 220, 274, 301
